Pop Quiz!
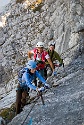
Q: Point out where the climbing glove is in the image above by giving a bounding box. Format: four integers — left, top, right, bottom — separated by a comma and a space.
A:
59, 63, 62, 67
52, 71, 57, 76
45, 83, 50, 89
37, 87, 45, 92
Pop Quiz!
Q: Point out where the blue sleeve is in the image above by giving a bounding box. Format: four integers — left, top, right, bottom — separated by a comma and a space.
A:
23, 72, 37, 90
35, 71, 46, 85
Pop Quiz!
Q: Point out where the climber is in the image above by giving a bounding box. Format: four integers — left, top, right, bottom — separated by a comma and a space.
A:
16, 60, 50, 115
44, 40, 63, 77
28, 41, 56, 85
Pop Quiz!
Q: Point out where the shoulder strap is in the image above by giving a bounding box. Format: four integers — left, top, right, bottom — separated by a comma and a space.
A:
33, 48, 37, 61
42, 51, 46, 61
26, 68, 29, 73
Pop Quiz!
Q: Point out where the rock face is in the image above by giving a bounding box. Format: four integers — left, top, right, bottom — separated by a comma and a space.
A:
0, 116, 6, 125
7, 54, 84, 125
0, 0, 84, 124
0, 0, 84, 89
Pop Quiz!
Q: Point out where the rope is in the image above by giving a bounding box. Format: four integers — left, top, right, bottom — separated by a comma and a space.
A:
21, 92, 44, 125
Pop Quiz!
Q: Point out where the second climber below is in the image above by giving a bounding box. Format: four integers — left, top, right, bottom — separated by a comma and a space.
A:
28, 41, 56, 85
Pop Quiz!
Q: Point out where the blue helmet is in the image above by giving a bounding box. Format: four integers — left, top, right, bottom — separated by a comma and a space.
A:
27, 60, 37, 69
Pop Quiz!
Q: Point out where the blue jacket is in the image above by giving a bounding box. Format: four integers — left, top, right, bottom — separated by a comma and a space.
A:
21, 69, 46, 90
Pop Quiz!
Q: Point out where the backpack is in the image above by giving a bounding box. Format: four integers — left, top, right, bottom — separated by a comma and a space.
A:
18, 67, 28, 83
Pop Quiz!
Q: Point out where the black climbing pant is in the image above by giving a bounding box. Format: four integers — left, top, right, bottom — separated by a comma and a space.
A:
16, 84, 29, 115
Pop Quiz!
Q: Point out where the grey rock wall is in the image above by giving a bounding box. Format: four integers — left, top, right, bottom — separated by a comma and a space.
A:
7, 52, 84, 125
0, 0, 84, 92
